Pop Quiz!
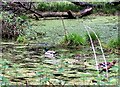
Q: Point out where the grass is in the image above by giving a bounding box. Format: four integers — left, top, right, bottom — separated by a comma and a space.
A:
16, 35, 26, 43
108, 37, 120, 49
36, 2, 119, 15
85, 31, 100, 44
63, 33, 86, 46
37, 1, 83, 12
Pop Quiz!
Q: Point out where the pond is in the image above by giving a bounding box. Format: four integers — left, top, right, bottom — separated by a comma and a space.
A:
29, 16, 118, 44
0, 16, 119, 85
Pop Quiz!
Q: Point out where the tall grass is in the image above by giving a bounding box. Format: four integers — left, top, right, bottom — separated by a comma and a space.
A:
37, 1, 83, 12
85, 31, 100, 44
63, 33, 86, 46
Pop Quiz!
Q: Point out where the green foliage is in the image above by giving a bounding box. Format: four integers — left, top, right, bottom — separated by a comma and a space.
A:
0, 59, 10, 86
85, 32, 100, 43
63, 33, 86, 46
1, 12, 28, 40
37, 1, 83, 12
37, 2, 119, 15
108, 38, 120, 49
17, 35, 26, 43
92, 2, 119, 15
19, 15, 28, 20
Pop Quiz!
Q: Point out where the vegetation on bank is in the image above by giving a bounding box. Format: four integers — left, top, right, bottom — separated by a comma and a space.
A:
92, 2, 120, 15
1, 12, 28, 40
37, 1, 84, 12
37, 1, 120, 15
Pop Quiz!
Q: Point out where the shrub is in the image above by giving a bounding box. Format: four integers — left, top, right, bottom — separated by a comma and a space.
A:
92, 2, 119, 15
63, 33, 86, 46
1, 12, 28, 40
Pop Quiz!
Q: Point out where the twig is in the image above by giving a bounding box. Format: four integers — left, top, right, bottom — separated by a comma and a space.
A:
48, 81, 55, 87
17, 2, 43, 17
74, 84, 77, 87
61, 12, 68, 38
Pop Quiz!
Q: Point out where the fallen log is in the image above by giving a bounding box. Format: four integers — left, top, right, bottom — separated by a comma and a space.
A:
67, 10, 76, 19
28, 7, 93, 19
41, 12, 68, 17
71, 2, 95, 17
80, 7, 93, 17
2, 2, 93, 19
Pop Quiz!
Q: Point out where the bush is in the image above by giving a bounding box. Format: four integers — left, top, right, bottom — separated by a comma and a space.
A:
63, 33, 86, 46
92, 2, 119, 15
1, 12, 28, 40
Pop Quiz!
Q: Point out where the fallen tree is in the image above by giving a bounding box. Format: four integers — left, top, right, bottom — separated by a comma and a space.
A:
1, 1, 104, 19
2, 2, 93, 19
35, 7, 92, 18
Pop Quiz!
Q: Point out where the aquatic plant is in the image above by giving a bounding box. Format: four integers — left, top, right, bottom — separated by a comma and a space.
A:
63, 33, 86, 46
12, 64, 21, 86
85, 31, 100, 45
36, 65, 51, 85
108, 37, 120, 49
16, 35, 26, 43
0, 59, 10, 86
